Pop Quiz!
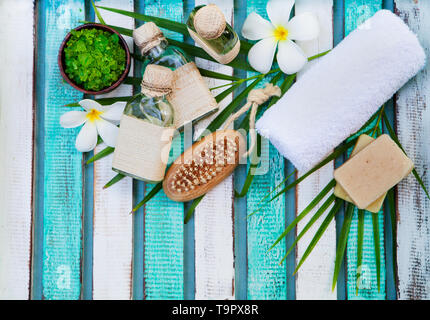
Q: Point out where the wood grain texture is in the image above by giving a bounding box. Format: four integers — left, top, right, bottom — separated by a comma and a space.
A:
295, 0, 337, 300
92, 0, 134, 300
246, 0, 287, 300
193, 0, 235, 300
395, 0, 430, 300
41, 0, 85, 299
0, 0, 34, 300
143, 0, 184, 300
344, 0, 386, 300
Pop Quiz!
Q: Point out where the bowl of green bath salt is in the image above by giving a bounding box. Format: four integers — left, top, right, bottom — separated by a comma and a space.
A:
58, 23, 131, 94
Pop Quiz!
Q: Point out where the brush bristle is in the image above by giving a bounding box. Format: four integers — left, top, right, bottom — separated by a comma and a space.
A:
169, 136, 239, 193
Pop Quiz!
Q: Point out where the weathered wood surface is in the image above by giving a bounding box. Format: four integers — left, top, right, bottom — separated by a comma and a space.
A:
39, 0, 85, 299
395, 0, 430, 300
193, 0, 236, 301
0, 0, 34, 300
142, 0, 185, 300
93, 0, 134, 300
295, 0, 337, 300
344, 0, 386, 300
1, 0, 430, 300
246, 0, 287, 300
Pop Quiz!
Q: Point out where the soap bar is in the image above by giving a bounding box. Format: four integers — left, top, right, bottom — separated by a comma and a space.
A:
334, 134, 413, 209
334, 134, 386, 213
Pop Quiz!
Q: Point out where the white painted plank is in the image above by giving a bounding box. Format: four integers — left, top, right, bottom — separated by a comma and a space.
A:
92, 0, 134, 300
395, 0, 430, 300
295, 0, 337, 300
193, 0, 235, 300
0, 0, 34, 300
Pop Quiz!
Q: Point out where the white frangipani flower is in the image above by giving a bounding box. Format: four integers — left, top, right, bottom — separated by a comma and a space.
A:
242, 0, 319, 74
60, 99, 125, 152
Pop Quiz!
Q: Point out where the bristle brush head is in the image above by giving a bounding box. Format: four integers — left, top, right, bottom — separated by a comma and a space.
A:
163, 130, 246, 202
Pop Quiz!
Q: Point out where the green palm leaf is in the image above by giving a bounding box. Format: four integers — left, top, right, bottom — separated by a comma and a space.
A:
184, 196, 204, 224
131, 182, 163, 213
269, 179, 336, 251
294, 199, 343, 274
131, 79, 262, 211
235, 163, 258, 198
386, 189, 397, 285
332, 203, 354, 291
103, 173, 125, 189
382, 111, 430, 201
86, 146, 114, 165
91, 0, 106, 25
65, 96, 133, 107
356, 209, 365, 295
256, 110, 381, 210
97, 6, 189, 34
124, 76, 141, 86
198, 77, 263, 140
95, 22, 254, 71
279, 194, 336, 265
372, 212, 381, 292
96, 5, 253, 55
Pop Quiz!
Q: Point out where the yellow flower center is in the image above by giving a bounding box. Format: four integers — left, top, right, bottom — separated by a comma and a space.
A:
86, 109, 102, 122
274, 26, 288, 41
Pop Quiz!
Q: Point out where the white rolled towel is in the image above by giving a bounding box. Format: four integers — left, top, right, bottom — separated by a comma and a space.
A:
256, 10, 426, 172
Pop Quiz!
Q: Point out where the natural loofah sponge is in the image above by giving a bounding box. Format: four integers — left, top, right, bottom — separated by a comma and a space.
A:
256, 10, 426, 172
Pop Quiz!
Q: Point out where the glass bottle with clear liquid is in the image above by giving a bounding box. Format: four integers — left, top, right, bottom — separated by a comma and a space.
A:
133, 21, 189, 70
132, 22, 218, 129
186, 4, 240, 64
112, 65, 175, 183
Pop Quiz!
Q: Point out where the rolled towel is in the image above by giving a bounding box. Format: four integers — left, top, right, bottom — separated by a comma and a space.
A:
256, 10, 426, 172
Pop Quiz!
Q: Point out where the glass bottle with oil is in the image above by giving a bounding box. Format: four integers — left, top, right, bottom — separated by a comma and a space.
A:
187, 4, 240, 64
112, 64, 175, 183
133, 22, 218, 128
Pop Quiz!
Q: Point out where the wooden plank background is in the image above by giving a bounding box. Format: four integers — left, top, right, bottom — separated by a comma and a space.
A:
0, 0, 429, 300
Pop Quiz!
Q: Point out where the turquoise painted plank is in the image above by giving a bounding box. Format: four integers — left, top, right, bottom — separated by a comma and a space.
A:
133, 1, 145, 301
344, 0, 386, 300
333, 0, 347, 300
382, 0, 396, 301
40, 0, 85, 299
143, 0, 185, 300
246, 0, 287, 300
182, 1, 195, 301
233, 0, 248, 300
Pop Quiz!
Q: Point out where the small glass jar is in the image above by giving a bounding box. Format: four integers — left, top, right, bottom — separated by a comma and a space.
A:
112, 64, 175, 183
186, 4, 240, 64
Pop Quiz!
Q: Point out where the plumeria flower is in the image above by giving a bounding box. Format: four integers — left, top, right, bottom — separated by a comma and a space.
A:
60, 99, 125, 152
242, 0, 319, 74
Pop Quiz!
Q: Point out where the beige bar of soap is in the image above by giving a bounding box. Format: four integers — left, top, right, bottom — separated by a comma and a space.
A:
334, 134, 413, 209
334, 134, 386, 213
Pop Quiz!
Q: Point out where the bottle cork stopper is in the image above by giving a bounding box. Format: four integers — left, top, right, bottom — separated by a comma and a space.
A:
141, 64, 173, 97
194, 4, 226, 40
133, 22, 166, 54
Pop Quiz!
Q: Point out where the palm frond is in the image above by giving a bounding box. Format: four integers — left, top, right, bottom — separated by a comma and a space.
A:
332, 203, 354, 291
279, 194, 336, 265
269, 179, 336, 250
372, 212, 381, 292
382, 111, 430, 201
184, 196, 204, 224
386, 189, 397, 285
356, 209, 365, 295
131, 182, 163, 213
294, 199, 343, 274
103, 173, 125, 189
